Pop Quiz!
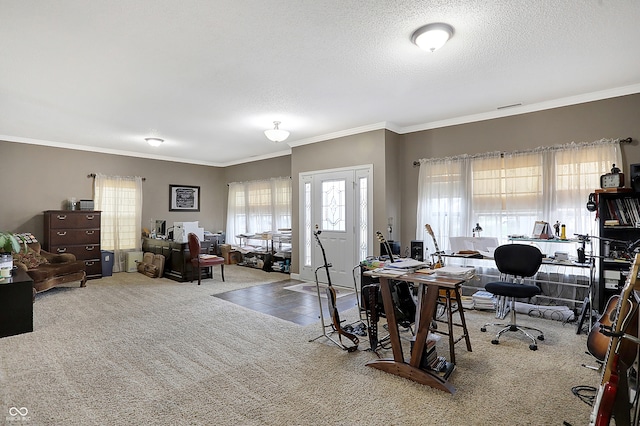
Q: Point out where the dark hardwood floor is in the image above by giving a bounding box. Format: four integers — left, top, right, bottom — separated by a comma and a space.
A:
214, 279, 360, 326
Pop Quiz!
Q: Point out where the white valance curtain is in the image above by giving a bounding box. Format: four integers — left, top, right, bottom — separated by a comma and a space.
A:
94, 174, 143, 272
226, 177, 291, 245
416, 139, 623, 252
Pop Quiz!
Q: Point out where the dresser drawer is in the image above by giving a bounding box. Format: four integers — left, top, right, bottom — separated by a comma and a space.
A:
46, 211, 101, 229
49, 244, 100, 260
48, 229, 100, 245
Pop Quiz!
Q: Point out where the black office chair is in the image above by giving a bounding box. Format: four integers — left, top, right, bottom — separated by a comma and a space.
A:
480, 244, 544, 350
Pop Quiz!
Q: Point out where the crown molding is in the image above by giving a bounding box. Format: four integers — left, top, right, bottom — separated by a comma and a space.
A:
398, 83, 640, 134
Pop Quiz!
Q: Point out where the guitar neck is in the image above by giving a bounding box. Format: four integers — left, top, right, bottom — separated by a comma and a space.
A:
314, 229, 332, 286
376, 231, 395, 262
425, 224, 443, 266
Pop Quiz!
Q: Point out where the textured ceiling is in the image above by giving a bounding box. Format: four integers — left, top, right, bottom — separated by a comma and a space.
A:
1, 0, 639, 166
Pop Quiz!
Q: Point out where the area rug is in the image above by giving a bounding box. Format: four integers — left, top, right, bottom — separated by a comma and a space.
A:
283, 283, 354, 299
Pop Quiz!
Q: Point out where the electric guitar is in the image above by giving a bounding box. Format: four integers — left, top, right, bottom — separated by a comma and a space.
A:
313, 226, 359, 352
425, 224, 443, 268
587, 294, 638, 363
589, 253, 640, 426
375, 231, 395, 262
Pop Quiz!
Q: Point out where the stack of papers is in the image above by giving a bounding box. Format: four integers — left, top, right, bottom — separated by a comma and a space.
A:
385, 258, 428, 270
472, 290, 495, 310
370, 268, 407, 277
432, 265, 476, 280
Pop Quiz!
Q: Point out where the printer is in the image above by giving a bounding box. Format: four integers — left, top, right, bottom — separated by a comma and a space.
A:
173, 221, 204, 243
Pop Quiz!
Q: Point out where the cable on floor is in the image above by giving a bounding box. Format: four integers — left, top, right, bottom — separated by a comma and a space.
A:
571, 385, 597, 407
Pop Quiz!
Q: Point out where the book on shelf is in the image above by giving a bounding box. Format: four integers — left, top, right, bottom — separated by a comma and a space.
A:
605, 196, 640, 226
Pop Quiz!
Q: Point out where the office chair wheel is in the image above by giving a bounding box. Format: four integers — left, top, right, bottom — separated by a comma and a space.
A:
537, 335, 544, 341
480, 327, 487, 332
491, 339, 499, 345
529, 344, 538, 351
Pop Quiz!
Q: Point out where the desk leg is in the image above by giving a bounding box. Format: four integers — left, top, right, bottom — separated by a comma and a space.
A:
366, 278, 456, 394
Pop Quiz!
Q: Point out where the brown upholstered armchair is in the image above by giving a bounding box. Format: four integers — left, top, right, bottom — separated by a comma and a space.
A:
12, 237, 86, 296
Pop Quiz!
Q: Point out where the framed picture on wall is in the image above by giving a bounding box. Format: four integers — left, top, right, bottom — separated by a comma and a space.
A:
169, 184, 200, 212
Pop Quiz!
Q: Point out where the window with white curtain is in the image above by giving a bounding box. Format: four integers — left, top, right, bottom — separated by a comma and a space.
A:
226, 177, 291, 245
416, 139, 623, 251
93, 174, 143, 272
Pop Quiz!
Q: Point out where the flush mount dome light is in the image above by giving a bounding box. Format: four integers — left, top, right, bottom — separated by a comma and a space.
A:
411, 22, 454, 52
145, 137, 164, 147
264, 121, 290, 142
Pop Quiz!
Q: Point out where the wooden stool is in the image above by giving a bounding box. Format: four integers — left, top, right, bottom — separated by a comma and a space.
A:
430, 284, 472, 364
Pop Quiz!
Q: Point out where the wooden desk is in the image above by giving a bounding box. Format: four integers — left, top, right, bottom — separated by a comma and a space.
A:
365, 272, 464, 393
142, 238, 213, 282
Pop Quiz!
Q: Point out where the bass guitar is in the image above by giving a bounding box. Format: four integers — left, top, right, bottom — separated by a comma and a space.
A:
313, 226, 359, 352
589, 253, 640, 426
425, 224, 443, 268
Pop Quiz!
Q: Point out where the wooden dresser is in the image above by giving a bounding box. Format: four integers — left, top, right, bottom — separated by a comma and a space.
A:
43, 210, 102, 279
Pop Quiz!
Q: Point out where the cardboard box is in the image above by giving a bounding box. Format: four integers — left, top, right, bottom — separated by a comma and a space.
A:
220, 244, 242, 265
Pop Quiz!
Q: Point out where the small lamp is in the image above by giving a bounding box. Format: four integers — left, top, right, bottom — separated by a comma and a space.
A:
264, 121, 290, 143
145, 137, 164, 147
411, 23, 454, 52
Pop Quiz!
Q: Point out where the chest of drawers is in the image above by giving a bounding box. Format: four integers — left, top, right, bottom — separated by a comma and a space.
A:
44, 210, 102, 279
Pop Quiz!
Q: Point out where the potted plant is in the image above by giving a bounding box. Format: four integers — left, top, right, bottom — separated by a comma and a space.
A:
0, 232, 26, 254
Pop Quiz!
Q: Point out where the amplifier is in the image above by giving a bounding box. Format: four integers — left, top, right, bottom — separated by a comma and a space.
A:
410, 240, 424, 261
79, 199, 95, 210
380, 241, 400, 257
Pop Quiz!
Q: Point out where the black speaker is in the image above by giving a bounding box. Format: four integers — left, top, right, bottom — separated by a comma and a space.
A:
631, 163, 640, 192
410, 240, 424, 261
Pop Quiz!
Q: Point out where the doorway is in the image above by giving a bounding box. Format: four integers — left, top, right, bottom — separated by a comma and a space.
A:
299, 165, 372, 287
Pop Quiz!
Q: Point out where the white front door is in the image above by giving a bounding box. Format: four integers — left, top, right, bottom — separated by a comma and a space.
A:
300, 165, 372, 287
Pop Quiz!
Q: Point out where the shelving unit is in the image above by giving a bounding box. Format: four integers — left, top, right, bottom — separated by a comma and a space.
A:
445, 238, 594, 312
235, 232, 291, 273
597, 190, 640, 311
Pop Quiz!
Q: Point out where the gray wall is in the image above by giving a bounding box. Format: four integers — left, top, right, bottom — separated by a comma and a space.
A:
290, 130, 388, 272
2, 93, 639, 276
398, 93, 640, 249
0, 141, 226, 241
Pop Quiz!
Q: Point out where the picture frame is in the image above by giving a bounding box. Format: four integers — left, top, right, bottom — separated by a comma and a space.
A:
532, 221, 550, 239
169, 184, 200, 212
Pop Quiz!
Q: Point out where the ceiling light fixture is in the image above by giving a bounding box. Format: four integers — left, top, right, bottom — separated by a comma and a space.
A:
411, 23, 454, 52
145, 137, 164, 147
264, 121, 290, 143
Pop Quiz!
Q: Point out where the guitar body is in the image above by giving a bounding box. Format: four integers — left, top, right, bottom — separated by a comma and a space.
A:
593, 354, 620, 426
587, 295, 638, 364
314, 226, 359, 352
590, 254, 640, 426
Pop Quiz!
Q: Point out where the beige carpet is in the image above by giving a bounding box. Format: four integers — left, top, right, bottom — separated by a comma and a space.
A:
0, 266, 599, 425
